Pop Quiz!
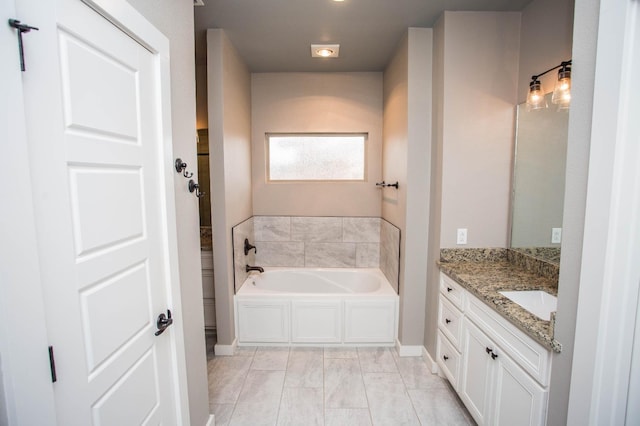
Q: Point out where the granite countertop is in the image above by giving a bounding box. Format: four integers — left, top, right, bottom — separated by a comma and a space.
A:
438, 259, 561, 353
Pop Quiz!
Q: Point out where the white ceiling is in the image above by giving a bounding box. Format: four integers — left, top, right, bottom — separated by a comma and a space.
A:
194, 0, 532, 72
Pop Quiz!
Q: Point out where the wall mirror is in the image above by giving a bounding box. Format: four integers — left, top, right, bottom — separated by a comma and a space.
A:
510, 92, 569, 264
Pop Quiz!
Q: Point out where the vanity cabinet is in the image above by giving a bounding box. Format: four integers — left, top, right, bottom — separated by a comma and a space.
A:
437, 272, 551, 426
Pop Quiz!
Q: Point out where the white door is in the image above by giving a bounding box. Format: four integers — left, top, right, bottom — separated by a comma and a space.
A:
18, 0, 188, 424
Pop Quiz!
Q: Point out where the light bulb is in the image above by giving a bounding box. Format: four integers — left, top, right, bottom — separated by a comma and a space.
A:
316, 48, 334, 57
552, 66, 571, 106
526, 79, 547, 111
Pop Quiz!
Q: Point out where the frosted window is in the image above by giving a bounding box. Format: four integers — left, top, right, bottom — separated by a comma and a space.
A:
268, 134, 366, 181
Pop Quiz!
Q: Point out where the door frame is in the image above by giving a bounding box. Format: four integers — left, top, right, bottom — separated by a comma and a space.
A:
2, 0, 190, 423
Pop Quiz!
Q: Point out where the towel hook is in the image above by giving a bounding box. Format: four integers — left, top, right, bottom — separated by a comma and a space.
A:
188, 179, 205, 198
174, 158, 193, 178
375, 181, 399, 189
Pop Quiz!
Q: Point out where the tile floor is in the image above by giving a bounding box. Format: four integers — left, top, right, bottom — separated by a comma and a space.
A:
206, 337, 475, 425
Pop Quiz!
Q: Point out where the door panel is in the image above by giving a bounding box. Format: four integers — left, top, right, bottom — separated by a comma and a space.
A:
59, 26, 139, 140
69, 168, 145, 255
79, 262, 151, 371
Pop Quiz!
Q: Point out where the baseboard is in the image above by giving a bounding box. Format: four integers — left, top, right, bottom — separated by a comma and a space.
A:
422, 346, 439, 374
395, 339, 424, 357
214, 338, 237, 356
205, 414, 215, 426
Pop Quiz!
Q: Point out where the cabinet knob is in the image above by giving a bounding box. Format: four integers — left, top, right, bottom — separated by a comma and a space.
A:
491, 352, 498, 360
445, 318, 451, 324
486, 347, 493, 355
447, 287, 453, 292
443, 355, 449, 361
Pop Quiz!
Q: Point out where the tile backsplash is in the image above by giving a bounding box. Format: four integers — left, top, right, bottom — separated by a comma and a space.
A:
233, 216, 400, 292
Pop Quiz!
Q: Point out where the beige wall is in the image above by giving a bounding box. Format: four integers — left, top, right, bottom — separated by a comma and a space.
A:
125, 1, 209, 424
517, 0, 575, 104
207, 29, 253, 346
382, 28, 433, 346
251, 73, 383, 217
424, 17, 445, 357
439, 12, 521, 248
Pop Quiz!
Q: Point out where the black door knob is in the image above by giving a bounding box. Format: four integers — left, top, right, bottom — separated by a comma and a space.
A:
155, 309, 174, 336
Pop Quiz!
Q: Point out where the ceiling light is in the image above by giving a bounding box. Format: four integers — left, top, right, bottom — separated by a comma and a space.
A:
311, 44, 340, 58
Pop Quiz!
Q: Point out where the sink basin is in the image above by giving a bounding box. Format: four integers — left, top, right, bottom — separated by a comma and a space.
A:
499, 290, 557, 321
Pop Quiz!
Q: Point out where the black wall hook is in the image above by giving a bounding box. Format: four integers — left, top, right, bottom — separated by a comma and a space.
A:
174, 158, 193, 178
188, 179, 205, 198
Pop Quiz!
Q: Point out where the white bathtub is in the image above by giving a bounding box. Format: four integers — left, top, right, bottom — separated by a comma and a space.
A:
235, 268, 398, 346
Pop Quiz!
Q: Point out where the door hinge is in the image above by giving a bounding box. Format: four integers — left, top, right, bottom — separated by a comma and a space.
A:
48, 346, 57, 383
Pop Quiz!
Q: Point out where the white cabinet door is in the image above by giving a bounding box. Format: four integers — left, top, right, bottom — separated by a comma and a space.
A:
344, 299, 397, 343
492, 349, 547, 426
460, 319, 495, 425
237, 300, 290, 343
291, 300, 342, 343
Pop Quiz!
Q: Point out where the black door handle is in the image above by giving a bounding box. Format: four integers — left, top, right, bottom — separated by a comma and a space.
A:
155, 309, 173, 336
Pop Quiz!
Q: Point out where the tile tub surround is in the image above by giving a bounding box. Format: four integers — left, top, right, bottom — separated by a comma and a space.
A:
380, 219, 400, 293
438, 258, 561, 352
206, 340, 475, 425
235, 216, 400, 292
232, 217, 255, 291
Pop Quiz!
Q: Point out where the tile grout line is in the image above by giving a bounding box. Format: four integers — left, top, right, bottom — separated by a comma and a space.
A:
322, 347, 326, 426
390, 347, 425, 425
227, 348, 256, 425
356, 347, 375, 426
274, 347, 290, 426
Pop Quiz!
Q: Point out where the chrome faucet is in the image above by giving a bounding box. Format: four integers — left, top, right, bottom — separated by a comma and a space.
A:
244, 238, 257, 255
246, 264, 264, 273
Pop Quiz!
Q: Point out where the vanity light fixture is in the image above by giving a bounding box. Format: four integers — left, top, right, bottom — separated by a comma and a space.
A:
526, 59, 572, 111
311, 44, 340, 58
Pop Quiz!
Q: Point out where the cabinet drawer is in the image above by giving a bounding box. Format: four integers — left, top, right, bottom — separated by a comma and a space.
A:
439, 297, 463, 349
465, 294, 552, 386
441, 273, 465, 310
437, 330, 461, 390
201, 251, 214, 270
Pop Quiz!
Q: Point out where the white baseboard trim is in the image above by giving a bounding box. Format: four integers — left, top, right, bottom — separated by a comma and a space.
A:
214, 338, 237, 356
422, 346, 439, 374
395, 339, 424, 357
205, 414, 215, 426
